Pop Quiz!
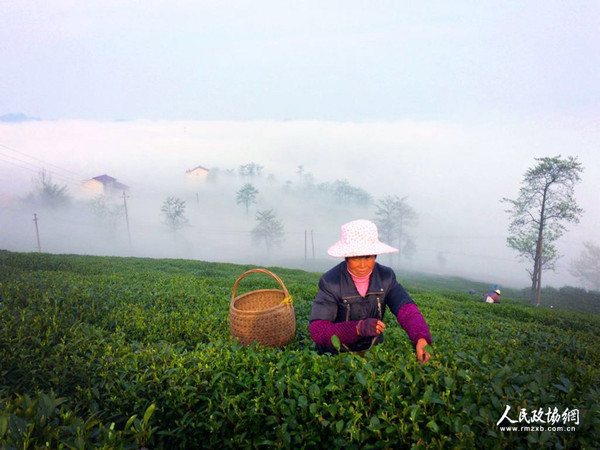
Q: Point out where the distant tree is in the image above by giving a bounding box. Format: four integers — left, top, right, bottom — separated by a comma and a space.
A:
296, 165, 315, 192
236, 183, 259, 214
570, 241, 600, 291
239, 162, 264, 177
251, 209, 284, 254
89, 195, 122, 235
29, 169, 70, 209
161, 196, 188, 232
317, 179, 372, 205
374, 195, 417, 260
206, 167, 220, 182
437, 252, 447, 268
502, 155, 584, 306
375, 196, 397, 251
333, 180, 372, 205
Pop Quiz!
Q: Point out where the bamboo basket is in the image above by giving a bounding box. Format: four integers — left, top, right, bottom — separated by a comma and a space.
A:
229, 269, 296, 348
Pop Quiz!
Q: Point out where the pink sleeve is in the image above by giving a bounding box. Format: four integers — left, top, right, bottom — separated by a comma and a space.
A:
310, 320, 360, 347
396, 303, 431, 345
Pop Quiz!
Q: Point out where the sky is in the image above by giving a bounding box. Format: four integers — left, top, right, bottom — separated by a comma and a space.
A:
1, 1, 599, 289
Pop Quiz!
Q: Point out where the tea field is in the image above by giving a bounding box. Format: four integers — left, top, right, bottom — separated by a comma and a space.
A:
1, 250, 599, 449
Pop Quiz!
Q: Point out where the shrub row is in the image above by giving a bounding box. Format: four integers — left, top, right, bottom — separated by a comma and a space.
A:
1, 250, 599, 448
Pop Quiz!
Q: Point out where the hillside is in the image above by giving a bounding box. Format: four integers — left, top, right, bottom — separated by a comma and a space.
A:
1, 250, 599, 448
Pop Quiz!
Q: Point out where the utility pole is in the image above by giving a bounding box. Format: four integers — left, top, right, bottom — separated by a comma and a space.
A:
33, 213, 41, 252
311, 229, 315, 260
121, 191, 132, 248
304, 230, 307, 262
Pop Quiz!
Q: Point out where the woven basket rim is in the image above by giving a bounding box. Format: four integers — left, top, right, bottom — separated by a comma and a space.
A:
230, 268, 289, 301
230, 288, 291, 316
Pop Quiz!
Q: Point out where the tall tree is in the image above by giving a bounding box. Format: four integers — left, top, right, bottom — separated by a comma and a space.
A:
161, 196, 188, 232
236, 183, 259, 214
503, 155, 583, 306
251, 209, 284, 254
570, 241, 600, 291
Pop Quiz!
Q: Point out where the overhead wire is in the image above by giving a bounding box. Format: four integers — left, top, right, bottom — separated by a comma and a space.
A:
0, 143, 83, 178
0, 151, 92, 192
0, 142, 118, 194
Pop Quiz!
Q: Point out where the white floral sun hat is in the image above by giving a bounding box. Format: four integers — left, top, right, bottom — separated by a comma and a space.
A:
327, 219, 399, 258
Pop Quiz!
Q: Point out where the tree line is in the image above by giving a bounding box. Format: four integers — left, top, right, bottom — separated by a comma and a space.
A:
19, 155, 599, 306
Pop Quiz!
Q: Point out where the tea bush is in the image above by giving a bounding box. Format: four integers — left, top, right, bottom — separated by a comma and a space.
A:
1, 250, 598, 448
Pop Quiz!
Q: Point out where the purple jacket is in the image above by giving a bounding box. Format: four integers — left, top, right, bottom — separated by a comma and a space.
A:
309, 261, 431, 353
483, 292, 501, 303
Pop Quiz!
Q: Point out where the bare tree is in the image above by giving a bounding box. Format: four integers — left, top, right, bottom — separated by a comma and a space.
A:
161, 196, 188, 232
570, 242, 600, 291
28, 169, 70, 209
502, 155, 584, 305
89, 195, 123, 236
374, 195, 417, 262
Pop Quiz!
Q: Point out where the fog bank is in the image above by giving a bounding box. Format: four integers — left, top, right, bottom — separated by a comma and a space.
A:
1, 119, 599, 289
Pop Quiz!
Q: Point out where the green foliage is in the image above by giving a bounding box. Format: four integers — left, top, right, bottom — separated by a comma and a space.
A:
0, 391, 156, 449
502, 155, 584, 305
1, 250, 599, 448
517, 285, 600, 316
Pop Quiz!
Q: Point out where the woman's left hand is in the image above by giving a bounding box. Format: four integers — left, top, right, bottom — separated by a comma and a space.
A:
416, 338, 431, 364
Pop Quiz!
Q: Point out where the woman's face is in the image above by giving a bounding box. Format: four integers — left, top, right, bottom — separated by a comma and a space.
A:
346, 255, 376, 277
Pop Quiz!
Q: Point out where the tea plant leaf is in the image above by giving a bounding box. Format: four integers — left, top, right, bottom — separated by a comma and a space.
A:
355, 371, 367, 387
331, 335, 341, 352
426, 419, 439, 433
143, 404, 156, 426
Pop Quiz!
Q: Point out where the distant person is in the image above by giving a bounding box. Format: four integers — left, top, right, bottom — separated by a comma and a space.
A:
483, 286, 501, 304
309, 219, 431, 363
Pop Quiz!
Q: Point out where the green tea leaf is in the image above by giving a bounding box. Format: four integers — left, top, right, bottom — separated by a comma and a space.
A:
331, 335, 341, 352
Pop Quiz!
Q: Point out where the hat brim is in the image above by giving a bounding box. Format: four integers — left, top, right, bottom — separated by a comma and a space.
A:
327, 240, 399, 258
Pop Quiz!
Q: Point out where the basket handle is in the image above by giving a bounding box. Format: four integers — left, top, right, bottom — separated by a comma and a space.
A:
230, 268, 290, 303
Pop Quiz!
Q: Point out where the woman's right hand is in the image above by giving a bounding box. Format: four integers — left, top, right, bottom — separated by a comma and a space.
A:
356, 319, 386, 337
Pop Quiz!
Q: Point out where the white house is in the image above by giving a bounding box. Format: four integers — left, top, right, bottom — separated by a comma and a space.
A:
81, 174, 130, 198
185, 166, 210, 187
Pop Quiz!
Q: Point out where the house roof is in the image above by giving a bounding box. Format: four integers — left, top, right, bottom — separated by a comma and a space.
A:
186, 166, 210, 173
88, 174, 129, 190
92, 174, 117, 183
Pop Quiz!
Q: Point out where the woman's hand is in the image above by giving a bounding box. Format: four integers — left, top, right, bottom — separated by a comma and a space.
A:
416, 338, 431, 364
356, 319, 386, 337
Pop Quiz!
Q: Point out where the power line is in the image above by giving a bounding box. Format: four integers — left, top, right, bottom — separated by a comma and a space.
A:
0, 142, 117, 196
0, 154, 88, 190
0, 157, 42, 175
0, 143, 84, 178
0, 153, 101, 195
